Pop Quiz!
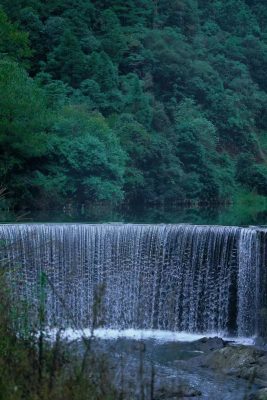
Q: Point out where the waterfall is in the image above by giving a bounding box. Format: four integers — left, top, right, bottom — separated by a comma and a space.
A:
0, 223, 264, 337
237, 229, 260, 337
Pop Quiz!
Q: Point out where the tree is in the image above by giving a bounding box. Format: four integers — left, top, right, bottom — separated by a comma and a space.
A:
39, 107, 126, 205
88, 51, 118, 91
92, 0, 154, 26
236, 153, 267, 195
0, 8, 31, 63
46, 29, 88, 87
114, 114, 149, 197
122, 73, 153, 128
1, 0, 267, 208
0, 59, 50, 196
100, 9, 127, 62
157, 0, 199, 35
173, 99, 225, 200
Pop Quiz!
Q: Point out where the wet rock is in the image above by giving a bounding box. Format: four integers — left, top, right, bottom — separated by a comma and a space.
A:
196, 344, 267, 386
254, 364, 267, 388
204, 345, 263, 369
155, 383, 201, 399
255, 337, 267, 349
255, 337, 267, 346
193, 337, 226, 352
249, 388, 267, 400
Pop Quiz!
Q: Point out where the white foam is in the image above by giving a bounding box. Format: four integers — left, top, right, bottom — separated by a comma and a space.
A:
223, 336, 255, 346
47, 328, 255, 345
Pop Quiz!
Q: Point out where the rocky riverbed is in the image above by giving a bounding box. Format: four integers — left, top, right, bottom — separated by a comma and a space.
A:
85, 335, 267, 399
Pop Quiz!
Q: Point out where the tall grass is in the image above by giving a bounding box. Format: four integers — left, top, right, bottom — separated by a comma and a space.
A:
0, 268, 117, 400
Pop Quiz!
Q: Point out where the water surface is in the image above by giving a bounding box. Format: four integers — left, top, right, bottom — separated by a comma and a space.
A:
3, 203, 267, 226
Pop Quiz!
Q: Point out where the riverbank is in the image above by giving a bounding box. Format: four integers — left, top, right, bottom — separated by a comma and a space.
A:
69, 334, 267, 399
100, 335, 267, 399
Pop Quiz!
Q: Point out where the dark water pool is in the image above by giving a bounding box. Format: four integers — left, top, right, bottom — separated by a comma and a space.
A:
3, 203, 267, 226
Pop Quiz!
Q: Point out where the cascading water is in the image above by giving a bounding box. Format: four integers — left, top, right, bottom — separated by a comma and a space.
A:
0, 224, 264, 337
237, 229, 260, 337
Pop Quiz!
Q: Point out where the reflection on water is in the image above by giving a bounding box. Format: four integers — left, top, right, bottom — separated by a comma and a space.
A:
2, 203, 267, 226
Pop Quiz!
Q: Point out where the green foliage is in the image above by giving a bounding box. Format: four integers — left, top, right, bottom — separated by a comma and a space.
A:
0, 59, 50, 191
88, 51, 118, 92
236, 153, 267, 195
121, 73, 153, 128
30, 108, 126, 207
46, 29, 88, 87
0, 7, 31, 63
0, 0, 267, 208
114, 113, 149, 198
100, 9, 127, 62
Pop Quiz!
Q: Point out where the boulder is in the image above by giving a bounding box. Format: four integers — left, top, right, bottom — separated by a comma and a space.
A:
155, 383, 201, 399
249, 388, 267, 400
193, 337, 226, 352
196, 344, 267, 385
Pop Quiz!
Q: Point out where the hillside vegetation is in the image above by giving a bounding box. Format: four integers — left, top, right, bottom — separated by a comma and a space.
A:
0, 0, 267, 208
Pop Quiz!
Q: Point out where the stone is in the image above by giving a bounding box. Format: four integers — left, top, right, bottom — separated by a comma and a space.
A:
255, 337, 267, 349
249, 388, 267, 400
154, 383, 202, 399
196, 344, 267, 386
201, 345, 263, 369
193, 337, 226, 352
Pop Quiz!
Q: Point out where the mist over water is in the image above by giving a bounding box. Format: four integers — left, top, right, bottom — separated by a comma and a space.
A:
0, 223, 264, 338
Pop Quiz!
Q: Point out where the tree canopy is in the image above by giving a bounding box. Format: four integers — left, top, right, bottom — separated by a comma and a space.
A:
0, 0, 267, 209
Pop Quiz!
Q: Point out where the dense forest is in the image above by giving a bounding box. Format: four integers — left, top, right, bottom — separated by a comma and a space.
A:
0, 0, 267, 209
